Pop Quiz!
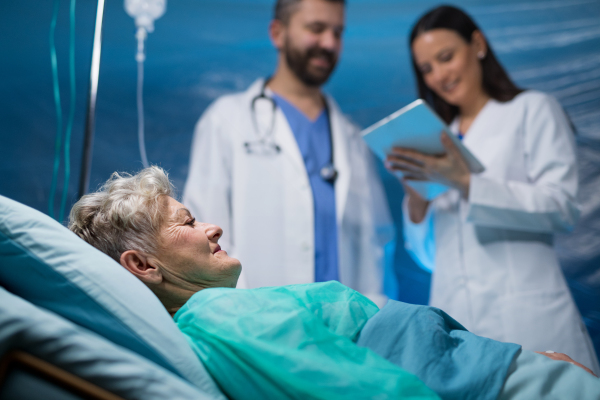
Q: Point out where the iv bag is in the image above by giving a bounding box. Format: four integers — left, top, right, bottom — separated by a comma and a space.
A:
124, 0, 166, 32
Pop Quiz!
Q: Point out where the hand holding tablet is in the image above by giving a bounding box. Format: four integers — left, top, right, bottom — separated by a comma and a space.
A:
362, 99, 484, 200
386, 131, 473, 199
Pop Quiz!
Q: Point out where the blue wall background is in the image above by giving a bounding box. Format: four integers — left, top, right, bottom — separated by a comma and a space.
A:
1, 0, 599, 357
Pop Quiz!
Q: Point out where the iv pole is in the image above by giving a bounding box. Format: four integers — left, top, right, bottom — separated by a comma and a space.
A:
78, 0, 105, 197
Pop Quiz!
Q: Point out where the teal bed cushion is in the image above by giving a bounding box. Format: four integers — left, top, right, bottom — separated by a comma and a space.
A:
0, 195, 225, 399
0, 287, 217, 400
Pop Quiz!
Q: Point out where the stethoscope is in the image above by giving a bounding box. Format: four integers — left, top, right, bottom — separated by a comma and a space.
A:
245, 79, 338, 184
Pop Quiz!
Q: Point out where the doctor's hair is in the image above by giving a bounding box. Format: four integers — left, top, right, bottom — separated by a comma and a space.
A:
274, 0, 345, 25
410, 5, 523, 124
68, 166, 175, 263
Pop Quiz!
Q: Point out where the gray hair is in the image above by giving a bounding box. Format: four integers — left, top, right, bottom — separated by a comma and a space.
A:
274, 0, 345, 25
68, 166, 174, 262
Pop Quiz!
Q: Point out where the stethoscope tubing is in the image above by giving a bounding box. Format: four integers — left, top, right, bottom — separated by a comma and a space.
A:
247, 79, 337, 183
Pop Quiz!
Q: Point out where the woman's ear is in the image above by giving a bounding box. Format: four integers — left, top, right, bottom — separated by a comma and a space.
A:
119, 250, 162, 285
471, 30, 488, 59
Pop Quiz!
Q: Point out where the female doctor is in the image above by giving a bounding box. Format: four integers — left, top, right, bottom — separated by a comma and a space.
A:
386, 5, 599, 373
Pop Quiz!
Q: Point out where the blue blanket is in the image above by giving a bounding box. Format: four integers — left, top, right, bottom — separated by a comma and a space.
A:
357, 300, 520, 400
175, 281, 520, 399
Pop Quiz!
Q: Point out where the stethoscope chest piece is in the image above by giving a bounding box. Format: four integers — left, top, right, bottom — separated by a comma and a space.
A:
320, 163, 338, 183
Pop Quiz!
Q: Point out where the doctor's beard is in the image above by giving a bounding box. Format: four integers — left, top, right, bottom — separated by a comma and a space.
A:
284, 38, 338, 87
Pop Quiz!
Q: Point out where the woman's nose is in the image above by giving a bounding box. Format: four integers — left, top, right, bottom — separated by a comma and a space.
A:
205, 224, 223, 241
430, 64, 449, 85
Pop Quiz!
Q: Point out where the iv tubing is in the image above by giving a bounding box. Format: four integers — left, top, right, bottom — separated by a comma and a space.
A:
137, 27, 150, 168
48, 0, 63, 219
59, 0, 77, 223
48, 0, 77, 222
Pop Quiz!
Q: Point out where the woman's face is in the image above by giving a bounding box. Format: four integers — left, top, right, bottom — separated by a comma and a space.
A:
152, 197, 241, 290
412, 28, 486, 109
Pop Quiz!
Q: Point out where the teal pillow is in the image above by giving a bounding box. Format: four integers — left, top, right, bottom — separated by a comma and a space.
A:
0, 195, 225, 399
0, 287, 217, 399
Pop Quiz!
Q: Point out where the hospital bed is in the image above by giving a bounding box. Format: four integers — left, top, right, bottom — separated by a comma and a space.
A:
0, 194, 226, 399
2, 194, 599, 400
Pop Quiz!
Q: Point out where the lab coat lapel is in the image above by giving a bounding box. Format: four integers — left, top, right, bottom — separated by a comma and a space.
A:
461, 99, 495, 160
449, 99, 495, 172
327, 97, 351, 225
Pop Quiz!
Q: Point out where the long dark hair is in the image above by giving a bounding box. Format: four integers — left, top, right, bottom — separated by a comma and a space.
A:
409, 5, 523, 123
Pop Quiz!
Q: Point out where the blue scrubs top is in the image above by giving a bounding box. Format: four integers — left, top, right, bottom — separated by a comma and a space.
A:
272, 93, 339, 282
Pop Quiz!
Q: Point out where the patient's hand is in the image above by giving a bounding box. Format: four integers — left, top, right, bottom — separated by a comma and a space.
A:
535, 351, 597, 377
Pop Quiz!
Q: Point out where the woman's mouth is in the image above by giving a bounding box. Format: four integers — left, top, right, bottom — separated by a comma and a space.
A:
213, 245, 222, 254
442, 79, 460, 93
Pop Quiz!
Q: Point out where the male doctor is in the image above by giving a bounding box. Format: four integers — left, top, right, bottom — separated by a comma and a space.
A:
183, 0, 393, 305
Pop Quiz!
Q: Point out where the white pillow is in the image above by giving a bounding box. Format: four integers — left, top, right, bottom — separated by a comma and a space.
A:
0, 287, 217, 400
0, 195, 225, 399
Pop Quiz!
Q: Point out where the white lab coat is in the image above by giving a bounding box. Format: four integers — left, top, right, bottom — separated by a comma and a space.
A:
404, 90, 599, 373
183, 79, 393, 306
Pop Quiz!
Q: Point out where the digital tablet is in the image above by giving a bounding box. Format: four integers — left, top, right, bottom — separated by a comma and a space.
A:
362, 99, 485, 199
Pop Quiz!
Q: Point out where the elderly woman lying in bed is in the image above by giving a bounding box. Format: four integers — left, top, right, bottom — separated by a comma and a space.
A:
69, 166, 599, 400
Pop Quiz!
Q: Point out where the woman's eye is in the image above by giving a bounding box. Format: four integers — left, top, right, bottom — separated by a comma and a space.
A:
439, 52, 453, 62
419, 64, 432, 75
186, 218, 196, 227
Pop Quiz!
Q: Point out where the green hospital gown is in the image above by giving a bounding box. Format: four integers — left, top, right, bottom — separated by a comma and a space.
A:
174, 281, 439, 400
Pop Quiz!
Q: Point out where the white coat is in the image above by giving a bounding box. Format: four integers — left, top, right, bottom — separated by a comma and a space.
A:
404, 90, 600, 373
183, 79, 393, 306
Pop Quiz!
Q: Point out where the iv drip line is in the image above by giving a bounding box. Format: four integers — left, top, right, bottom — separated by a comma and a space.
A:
60, 0, 77, 223
48, 0, 63, 220
136, 27, 149, 168
48, 0, 77, 223
125, 0, 166, 168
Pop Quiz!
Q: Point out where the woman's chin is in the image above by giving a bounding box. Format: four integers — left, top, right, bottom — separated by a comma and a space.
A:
224, 257, 242, 275
438, 90, 463, 107
431, 81, 463, 105
227, 265, 243, 288
219, 251, 241, 268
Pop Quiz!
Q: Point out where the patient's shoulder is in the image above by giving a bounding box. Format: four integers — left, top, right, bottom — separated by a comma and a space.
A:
175, 287, 293, 321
